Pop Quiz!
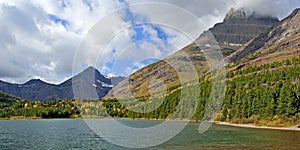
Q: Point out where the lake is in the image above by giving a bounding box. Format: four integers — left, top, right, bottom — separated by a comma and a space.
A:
0, 119, 300, 149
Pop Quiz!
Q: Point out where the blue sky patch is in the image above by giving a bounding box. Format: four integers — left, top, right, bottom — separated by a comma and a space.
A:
131, 25, 151, 42
119, 0, 170, 44
49, 14, 69, 28
103, 0, 173, 76
151, 25, 169, 41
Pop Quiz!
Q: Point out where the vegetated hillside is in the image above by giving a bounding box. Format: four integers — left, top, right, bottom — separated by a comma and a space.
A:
215, 8, 300, 126
97, 57, 300, 126
0, 66, 125, 101
98, 8, 300, 127
0, 91, 25, 104
105, 8, 278, 100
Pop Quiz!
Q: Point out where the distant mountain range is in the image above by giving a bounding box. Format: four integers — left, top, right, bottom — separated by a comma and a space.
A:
0, 67, 125, 101
105, 8, 280, 99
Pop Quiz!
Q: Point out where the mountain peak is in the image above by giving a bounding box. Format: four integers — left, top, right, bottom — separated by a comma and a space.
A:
225, 8, 249, 20
201, 8, 279, 51
83, 66, 97, 73
86, 66, 96, 70
78, 66, 102, 78
287, 8, 300, 19
224, 8, 278, 22
293, 8, 300, 13
225, 8, 300, 64
24, 79, 47, 85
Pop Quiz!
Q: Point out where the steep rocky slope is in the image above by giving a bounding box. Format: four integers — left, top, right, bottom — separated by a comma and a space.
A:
207, 8, 279, 56
225, 8, 300, 70
101, 8, 300, 125
105, 8, 278, 99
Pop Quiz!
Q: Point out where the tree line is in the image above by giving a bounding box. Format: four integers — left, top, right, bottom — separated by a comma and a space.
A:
0, 57, 299, 127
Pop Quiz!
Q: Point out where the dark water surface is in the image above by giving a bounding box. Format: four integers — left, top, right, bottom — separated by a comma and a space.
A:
0, 119, 299, 150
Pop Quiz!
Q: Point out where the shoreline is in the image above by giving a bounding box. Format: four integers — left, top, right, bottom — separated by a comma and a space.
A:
215, 121, 300, 131
1, 117, 299, 131
0, 116, 193, 121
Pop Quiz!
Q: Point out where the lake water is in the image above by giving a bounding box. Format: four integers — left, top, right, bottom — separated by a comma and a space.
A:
0, 119, 300, 150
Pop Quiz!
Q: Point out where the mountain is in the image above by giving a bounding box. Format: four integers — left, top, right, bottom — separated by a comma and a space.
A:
0, 78, 54, 101
100, 8, 300, 126
0, 91, 25, 104
58, 66, 124, 100
105, 8, 279, 99
213, 8, 300, 125
205, 8, 279, 56
226, 8, 300, 67
0, 67, 125, 101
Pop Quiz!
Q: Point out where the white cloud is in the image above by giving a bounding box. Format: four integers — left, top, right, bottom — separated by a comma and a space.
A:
0, 0, 121, 84
232, 0, 300, 19
0, 0, 298, 84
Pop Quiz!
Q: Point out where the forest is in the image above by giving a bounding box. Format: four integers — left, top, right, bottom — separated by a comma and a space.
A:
1, 57, 300, 127
0, 100, 80, 119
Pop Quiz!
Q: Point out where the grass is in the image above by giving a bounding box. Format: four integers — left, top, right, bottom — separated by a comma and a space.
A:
227, 115, 300, 128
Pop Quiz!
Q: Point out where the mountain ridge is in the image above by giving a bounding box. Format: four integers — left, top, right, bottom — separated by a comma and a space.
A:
202, 8, 279, 55
0, 66, 125, 101
225, 8, 300, 66
99, 8, 300, 126
105, 8, 279, 99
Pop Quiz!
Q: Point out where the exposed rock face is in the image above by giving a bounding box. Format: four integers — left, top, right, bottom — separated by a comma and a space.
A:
204, 8, 279, 55
0, 67, 125, 101
226, 8, 300, 64
105, 9, 279, 100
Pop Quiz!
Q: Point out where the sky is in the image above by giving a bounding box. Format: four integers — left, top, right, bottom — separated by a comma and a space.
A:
0, 0, 299, 84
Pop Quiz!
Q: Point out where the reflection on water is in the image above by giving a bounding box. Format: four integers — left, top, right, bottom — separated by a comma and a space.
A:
0, 119, 299, 150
